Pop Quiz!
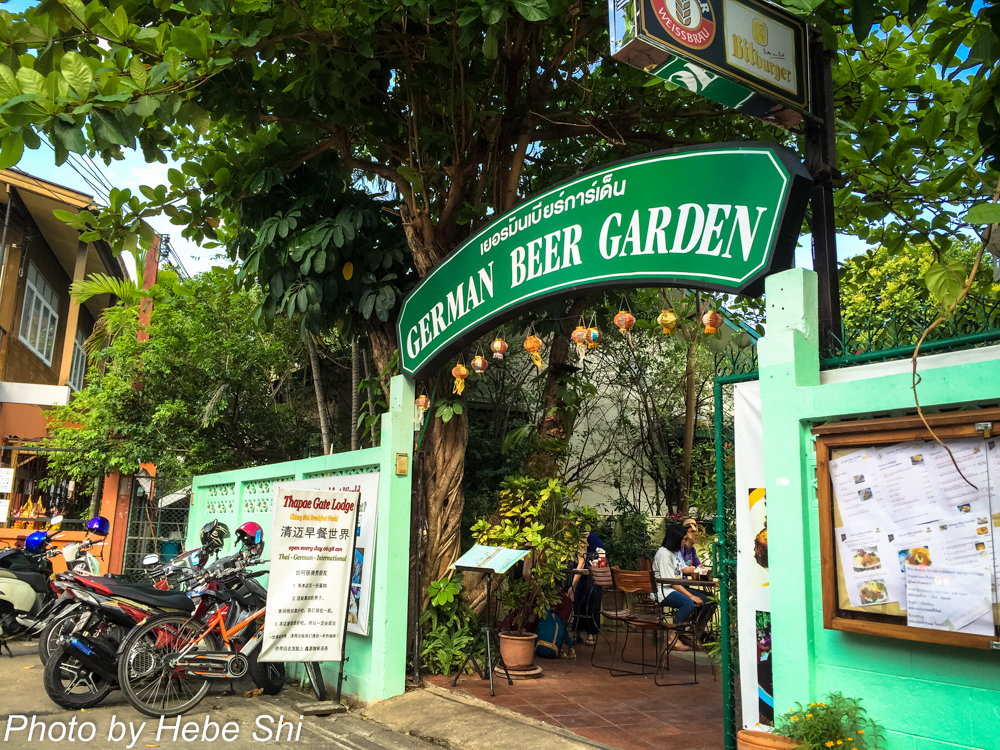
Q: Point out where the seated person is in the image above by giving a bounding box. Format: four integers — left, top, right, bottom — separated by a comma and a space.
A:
680, 518, 711, 576
570, 530, 604, 646
652, 525, 713, 651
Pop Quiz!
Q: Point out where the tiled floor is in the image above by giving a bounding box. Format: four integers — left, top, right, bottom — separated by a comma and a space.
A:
427, 635, 724, 750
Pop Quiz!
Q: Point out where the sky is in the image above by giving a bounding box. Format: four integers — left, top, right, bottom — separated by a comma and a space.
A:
2, 0, 870, 280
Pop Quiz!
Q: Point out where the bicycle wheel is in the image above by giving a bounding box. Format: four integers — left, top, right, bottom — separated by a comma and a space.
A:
117, 614, 218, 718
303, 662, 326, 702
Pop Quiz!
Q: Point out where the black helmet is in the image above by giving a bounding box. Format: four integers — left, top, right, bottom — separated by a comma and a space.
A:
199, 520, 231, 555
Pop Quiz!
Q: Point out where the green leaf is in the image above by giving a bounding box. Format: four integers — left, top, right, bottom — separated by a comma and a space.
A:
133, 95, 159, 117
851, 0, 874, 42
0, 64, 19, 97
129, 56, 148, 91
483, 24, 498, 59
456, 5, 480, 25
482, 2, 503, 25
511, 0, 550, 21
924, 258, 966, 311
171, 26, 207, 60
90, 110, 128, 146
52, 119, 86, 154
0, 131, 23, 169
60, 52, 93, 99
966, 202, 1000, 225
296, 287, 308, 313
214, 167, 230, 186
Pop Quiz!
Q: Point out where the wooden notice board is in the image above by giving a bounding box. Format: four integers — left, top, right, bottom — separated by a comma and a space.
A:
813, 409, 1000, 650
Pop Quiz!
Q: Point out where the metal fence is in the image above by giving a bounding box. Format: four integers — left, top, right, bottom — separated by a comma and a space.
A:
121, 474, 191, 582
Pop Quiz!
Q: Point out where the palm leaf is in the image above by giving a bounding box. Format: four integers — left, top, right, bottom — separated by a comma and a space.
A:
70, 274, 145, 306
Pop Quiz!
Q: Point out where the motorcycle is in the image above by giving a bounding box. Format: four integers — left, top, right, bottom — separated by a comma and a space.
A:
115, 553, 287, 717
0, 515, 111, 662
43, 572, 201, 709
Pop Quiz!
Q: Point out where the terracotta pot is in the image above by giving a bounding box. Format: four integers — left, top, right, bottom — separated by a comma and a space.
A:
498, 632, 537, 670
736, 730, 801, 750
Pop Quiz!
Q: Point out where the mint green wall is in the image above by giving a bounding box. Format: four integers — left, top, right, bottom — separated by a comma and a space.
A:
758, 269, 1000, 750
186, 375, 415, 703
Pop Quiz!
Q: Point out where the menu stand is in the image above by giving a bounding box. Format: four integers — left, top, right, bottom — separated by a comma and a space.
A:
449, 545, 530, 697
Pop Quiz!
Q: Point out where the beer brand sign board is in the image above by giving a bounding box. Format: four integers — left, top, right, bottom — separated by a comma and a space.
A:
609, 0, 809, 118
397, 143, 810, 379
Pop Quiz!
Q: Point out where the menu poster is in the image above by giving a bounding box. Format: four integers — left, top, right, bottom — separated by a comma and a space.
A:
905, 566, 993, 635
936, 517, 994, 573
928, 438, 990, 518
836, 527, 898, 606
259, 487, 359, 663
872, 443, 941, 528
829, 450, 890, 533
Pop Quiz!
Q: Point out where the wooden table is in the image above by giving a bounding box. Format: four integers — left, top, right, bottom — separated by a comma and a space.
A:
655, 577, 718, 587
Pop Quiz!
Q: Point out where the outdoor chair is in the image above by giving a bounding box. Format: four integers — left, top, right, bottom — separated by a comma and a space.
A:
588, 568, 697, 684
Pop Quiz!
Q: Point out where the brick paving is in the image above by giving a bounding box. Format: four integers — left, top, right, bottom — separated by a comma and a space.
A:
427, 637, 724, 750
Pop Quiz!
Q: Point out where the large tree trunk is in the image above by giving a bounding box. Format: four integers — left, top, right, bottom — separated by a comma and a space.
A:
421, 387, 469, 601
307, 336, 331, 454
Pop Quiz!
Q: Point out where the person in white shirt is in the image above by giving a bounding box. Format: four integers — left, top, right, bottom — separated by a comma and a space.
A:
652, 525, 711, 651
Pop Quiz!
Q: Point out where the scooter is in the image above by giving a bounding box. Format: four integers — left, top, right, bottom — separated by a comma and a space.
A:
0, 516, 107, 658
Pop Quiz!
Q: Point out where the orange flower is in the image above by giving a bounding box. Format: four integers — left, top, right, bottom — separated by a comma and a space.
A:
837, 742, 843, 746
858, 730, 864, 735
807, 714, 813, 719
791, 717, 799, 722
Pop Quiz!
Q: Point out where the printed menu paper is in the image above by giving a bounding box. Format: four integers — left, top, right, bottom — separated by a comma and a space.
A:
259, 487, 359, 663
905, 565, 993, 635
836, 527, 898, 606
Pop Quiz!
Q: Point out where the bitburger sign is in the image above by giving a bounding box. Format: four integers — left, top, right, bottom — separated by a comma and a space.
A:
396, 143, 811, 379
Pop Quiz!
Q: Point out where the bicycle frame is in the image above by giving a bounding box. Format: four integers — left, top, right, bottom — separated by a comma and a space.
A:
171, 603, 267, 660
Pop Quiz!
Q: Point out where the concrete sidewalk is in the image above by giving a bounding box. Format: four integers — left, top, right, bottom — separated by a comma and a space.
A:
363, 684, 617, 750
0, 640, 616, 750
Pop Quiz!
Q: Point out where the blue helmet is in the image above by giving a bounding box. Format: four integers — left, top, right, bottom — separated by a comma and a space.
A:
25, 531, 48, 554
86, 516, 110, 537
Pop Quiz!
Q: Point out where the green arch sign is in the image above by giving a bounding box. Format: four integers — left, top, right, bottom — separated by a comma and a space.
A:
397, 142, 811, 379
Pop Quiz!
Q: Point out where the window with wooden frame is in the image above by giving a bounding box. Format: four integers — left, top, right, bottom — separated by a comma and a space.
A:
813, 409, 1000, 650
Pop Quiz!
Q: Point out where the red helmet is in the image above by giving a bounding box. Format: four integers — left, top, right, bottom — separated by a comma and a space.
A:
235, 521, 265, 557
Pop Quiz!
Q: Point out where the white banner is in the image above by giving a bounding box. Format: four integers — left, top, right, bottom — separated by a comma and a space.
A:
275, 473, 380, 636
734, 381, 772, 728
259, 487, 358, 663
0, 468, 14, 493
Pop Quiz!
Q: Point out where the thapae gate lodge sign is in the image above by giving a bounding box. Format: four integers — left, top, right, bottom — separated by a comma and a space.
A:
397, 142, 811, 379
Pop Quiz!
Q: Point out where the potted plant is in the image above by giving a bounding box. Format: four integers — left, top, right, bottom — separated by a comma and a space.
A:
737, 693, 881, 750
471, 475, 596, 671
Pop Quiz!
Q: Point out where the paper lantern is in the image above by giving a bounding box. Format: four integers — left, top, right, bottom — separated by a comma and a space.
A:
586, 327, 603, 349
490, 337, 508, 359
414, 394, 431, 430
523, 334, 544, 370
452, 363, 469, 395
470, 355, 489, 374
702, 310, 722, 335
613, 311, 635, 345
657, 309, 677, 335
571, 325, 589, 363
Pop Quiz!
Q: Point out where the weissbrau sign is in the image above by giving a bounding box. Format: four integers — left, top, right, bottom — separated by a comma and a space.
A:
397, 143, 810, 379
609, 0, 809, 121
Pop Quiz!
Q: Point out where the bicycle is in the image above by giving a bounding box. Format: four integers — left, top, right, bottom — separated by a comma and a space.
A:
117, 559, 326, 716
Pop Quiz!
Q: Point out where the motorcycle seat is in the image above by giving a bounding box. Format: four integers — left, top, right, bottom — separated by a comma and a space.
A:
7, 570, 50, 594
108, 583, 195, 613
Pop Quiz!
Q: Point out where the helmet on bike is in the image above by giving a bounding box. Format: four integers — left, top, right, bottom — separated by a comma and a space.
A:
24, 531, 48, 554
199, 520, 230, 555
85, 516, 110, 537
235, 521, 264, 557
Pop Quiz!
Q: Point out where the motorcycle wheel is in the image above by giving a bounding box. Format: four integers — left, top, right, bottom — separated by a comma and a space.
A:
247, 650, 285, 695
303, 662, 327, 702
38, 610, 83, 665
43, 649, 113, 709
118, 614, 218, 718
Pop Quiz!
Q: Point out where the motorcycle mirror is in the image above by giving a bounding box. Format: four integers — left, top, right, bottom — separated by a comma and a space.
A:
49, 515, 64, 527
142, 553, 160, 566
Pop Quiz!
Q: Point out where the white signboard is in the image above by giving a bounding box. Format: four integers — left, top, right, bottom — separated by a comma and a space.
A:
0, 468, 14, 493
905, 565, 993, 635
259, 487, 359, 663
723, 0, 800, 97
275, 473, 380, 635
734, 381, 773, 728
